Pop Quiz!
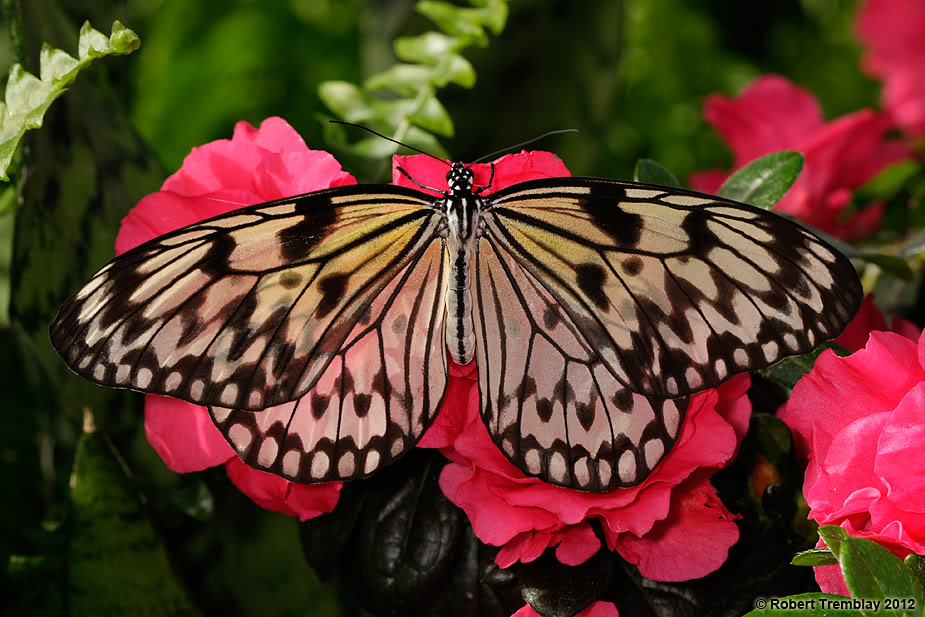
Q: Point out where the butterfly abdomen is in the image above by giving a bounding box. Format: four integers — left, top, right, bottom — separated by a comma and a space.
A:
442, 165, 482, 365
447, 247, 476, 364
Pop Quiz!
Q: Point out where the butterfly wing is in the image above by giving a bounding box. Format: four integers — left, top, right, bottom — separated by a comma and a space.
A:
50, 185, 443, 409
208, 238, 449, 482
484, 178, 862, 399
474, 236, 688, 491
475, 177, 861, 491
50, 186, 451, 481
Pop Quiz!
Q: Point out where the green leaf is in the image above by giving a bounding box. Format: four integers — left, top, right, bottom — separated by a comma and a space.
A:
857, 253, 914, 281
0, 21, 140, 182
792, 547, 839, 567
717, 151, 803, 209
365, 64, 437, 98
634, 158, 681, 187
407, 97, 454, 136
318, 81, 371, 122
319, 0, 509, 161
750, 414, 795, 470
904, 554, 925, 592
417, 0, 500, 45
758, 342, 850, 390
841, 539, 924, 616
69, 411, 200, 617
818, 526, 925, 617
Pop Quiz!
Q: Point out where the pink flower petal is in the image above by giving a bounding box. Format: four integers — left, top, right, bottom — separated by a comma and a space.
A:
781, 331, 922, 464
392, 150, 570, 195
144, 395, 234, 472
692, 75, 912, 240
225, 457, 341, 521
813, 539, 850, 596
435, 368, 750, 580
231, 116, 311, 153
857, 0, 925, 138
554, 523, 602, 566
876, 386, 925, 510
703, 75, 825, 164
784, 327, 925, 565
615, 476, 739, 581
806, 413, 890, 523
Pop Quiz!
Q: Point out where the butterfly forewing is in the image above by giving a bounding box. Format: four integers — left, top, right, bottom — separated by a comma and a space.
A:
50, 186, 441, 411
208, 239, 449, 482
485, 177, 862, 400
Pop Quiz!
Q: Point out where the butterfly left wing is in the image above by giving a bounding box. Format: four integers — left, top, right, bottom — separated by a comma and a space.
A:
483, 177, 862, 400
208, 239, 449, 483
50, 185, 452, 482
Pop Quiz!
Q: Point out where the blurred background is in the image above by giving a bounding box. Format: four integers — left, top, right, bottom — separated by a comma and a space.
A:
0, 1, 892, 615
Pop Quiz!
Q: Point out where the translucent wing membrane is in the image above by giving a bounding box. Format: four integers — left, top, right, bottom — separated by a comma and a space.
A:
485, 178, 862, 401
475, 235, 687, 491
50, 186, 440, 410
208, 241, 448, 482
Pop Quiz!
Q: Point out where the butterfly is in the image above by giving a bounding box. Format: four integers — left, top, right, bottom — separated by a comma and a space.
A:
49, 150, 862, 492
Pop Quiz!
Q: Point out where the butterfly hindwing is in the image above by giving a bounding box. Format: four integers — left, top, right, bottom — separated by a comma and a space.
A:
484, 177, 862, 400
475, 231, 688, 491
208, 239, 449, 482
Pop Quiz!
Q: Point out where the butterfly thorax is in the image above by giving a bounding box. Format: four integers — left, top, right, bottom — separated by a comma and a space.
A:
441, 163, 482, 365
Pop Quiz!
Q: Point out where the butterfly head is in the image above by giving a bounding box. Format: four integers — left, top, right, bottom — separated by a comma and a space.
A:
446, 163, 475, 195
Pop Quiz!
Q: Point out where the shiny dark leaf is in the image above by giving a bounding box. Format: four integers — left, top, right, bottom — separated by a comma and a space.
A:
354, 451, 463, 613
299, 480, 368, 581
517, 549, 612, 617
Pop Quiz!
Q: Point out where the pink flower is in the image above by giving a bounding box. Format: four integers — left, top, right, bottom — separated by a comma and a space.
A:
779, 330, 925, 594
857, 0, 925, 139
430, 365, 749, 581
512, 600, 620, 617
394, 149, 747, 582
118, 117, 350, 520
690, 75, 912, 240
834, 294, 921, 353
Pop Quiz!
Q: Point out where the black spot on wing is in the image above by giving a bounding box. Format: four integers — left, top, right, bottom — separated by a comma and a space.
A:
276, 211, 335, 262
354, 393, 372, 417
316, 273, 349, 318
543, 305, 562, 329
536, 399, 553, 423
310, 393, 330, 419
584, 186, 644, 246
623, 256, 643, 276
279, 271, 303, 289
575, 263, 609, 311
575, 401, 594, 431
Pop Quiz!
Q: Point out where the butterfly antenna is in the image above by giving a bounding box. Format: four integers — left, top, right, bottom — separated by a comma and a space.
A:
470, 129, 578, 165
329, 121, 451, 167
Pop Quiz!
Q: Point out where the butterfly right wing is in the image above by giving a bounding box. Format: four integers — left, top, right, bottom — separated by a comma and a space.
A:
473, 233, 688, 491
